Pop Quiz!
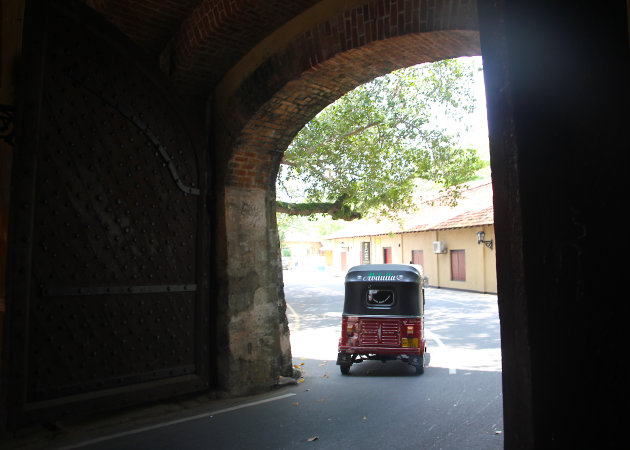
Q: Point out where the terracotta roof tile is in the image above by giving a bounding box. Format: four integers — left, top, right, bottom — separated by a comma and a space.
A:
429, 205, 494, 231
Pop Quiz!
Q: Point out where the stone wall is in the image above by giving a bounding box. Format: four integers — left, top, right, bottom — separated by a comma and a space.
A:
219, 186, 292, 393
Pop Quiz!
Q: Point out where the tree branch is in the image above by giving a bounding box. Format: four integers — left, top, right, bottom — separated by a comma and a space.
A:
281, 121, 381, 166
276, 196, 362, 221
337, 121, 381, 139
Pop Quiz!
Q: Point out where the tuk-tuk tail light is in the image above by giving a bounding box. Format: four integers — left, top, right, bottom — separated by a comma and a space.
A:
402, 338, 419, 348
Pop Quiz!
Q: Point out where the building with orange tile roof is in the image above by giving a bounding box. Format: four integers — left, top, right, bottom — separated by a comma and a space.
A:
325, 180, 496, 293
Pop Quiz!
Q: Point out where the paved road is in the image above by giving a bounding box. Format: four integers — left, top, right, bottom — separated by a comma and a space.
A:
18, 270, 503, 449
285, 270, 502, 373
282, 270, 504, 449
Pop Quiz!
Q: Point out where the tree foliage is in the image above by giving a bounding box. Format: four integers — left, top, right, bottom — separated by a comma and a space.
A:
277, 57, 487, 220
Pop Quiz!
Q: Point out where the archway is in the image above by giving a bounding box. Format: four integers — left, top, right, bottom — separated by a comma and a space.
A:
2, 1, 625, 446
213, 1, 481, 395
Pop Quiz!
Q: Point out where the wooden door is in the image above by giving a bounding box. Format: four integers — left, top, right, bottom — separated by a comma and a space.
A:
2, 1, 211, 428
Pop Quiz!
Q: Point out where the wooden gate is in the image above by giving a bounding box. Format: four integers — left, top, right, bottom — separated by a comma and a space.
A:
1, 1, 211, 428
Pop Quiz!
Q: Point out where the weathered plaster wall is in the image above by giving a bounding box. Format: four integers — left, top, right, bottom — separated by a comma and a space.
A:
222, 186, 292, 393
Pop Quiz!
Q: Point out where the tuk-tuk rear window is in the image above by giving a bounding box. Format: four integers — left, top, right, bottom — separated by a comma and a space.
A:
367, 289, 395, 306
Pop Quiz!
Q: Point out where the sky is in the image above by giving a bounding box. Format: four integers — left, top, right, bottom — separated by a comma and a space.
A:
430, 56, 489, 161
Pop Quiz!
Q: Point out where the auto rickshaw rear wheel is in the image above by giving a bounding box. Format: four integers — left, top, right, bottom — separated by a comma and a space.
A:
340, 364, 351, 375
413, 354, 425, 375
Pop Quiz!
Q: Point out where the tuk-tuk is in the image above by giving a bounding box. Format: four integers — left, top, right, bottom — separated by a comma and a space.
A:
337, 264, 429, 375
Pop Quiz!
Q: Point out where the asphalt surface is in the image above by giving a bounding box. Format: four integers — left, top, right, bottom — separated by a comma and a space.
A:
3, 270, 504, 449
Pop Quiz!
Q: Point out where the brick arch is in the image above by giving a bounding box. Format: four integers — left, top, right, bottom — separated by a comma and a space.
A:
161, 0, 318, 92
218, 0, 480, 189
228, 29, 480, 190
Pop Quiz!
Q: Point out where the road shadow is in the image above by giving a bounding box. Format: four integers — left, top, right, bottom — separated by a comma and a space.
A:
339, 359, 423, 377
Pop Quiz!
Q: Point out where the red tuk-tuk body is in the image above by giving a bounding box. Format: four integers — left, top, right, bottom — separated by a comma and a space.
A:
337, 264, 428, 374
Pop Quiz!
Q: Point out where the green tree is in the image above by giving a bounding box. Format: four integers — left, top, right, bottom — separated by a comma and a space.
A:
276, 57, 487, 220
